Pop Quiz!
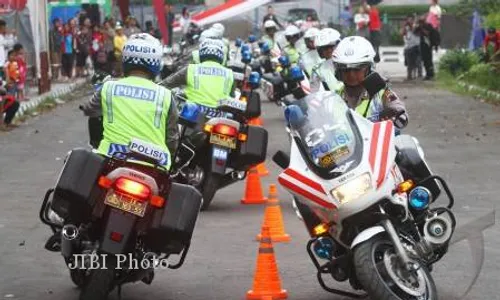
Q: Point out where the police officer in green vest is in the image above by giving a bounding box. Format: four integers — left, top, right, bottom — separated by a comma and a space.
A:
300, 27, 321, 78
332, 36, 408, 128
282, 25, 302, 65
162, 39, 235, 110
192, 28, 229, 66
81, 33, 180, 171
310, 28, 343, 93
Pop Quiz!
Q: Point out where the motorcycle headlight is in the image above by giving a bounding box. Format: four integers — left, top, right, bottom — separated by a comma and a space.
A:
330, 173, 372, 204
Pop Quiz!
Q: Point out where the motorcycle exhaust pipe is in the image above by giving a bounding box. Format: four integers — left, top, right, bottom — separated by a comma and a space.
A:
61, 224, 79, 259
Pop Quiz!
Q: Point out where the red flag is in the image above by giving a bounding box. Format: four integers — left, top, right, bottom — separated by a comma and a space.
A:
152, 0, 168, 45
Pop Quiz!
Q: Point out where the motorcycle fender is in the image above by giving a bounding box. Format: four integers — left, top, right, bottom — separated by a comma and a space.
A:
211, 146, 229, 174
350, 226, 386, 249
100, 208, 136, 255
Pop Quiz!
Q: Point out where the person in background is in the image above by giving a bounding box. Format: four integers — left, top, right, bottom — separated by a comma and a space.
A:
0, 79, 19, 131
91, 24, 108, 73
483, 27, 500, 62
124, 16, 141, 37
103, 20, 116, 74
4, 50, 19, 96
340, 6, 353, 35
75, 19, 91, 77
364, 2, 382, 63
401, 15, 421, 81
113, 24, 127, 76
426, 0, 442, 31
164, 4, 175, 47
13, 44, 26, 101
61, 22, 76, 81
180, 7, 191, 36
49, 18, 64, 81
354, 6, 370, 39
145, 21, 162, 40
0, 19, 16, 81
415, 16, 440, 80
263, 5, 283, 30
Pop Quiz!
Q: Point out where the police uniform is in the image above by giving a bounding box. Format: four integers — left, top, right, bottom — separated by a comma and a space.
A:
300, 49, 322, 78
82, 76, 180, 171
310, 60, 343, 93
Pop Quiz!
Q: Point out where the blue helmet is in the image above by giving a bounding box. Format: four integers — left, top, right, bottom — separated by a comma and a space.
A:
199, 39, 225, 64
122, 33, 163, 77
248, 35, 257, 43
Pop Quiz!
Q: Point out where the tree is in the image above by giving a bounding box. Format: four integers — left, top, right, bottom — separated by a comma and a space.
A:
456, 0, 500, 17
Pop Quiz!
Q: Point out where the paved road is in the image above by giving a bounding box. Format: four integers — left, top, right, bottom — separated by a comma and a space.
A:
0, 82, 499, 300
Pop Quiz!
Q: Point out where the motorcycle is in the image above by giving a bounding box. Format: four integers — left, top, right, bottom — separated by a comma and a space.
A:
170, 89, 268, 210
39, 104, 206, 300
262, 56, 309, 105
228, 45, 263, 108
272, 90, 456, 300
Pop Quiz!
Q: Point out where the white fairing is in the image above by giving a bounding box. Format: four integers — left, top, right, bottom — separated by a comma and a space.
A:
350, 226, 386, 249
278, 93, 404, 248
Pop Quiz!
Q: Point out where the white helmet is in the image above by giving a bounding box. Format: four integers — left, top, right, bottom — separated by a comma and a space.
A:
212, 23, 225, 37
199, 39, 225, 64
315, 28, 341, 48
264, 20, 278, 29
200, 29, 220, 42
332, 36, 376, 68
304, 27, 320, 40
122, 33, 163, 76
284, 25, 300, 37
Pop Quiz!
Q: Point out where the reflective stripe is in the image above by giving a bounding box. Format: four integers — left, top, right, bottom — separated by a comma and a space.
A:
194, 66, 200, 89
154, 86, 165, 128
106, 82, 114, 123
223, 72, 230, 94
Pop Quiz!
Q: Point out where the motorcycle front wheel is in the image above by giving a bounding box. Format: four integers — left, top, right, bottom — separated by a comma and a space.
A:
353, 235, 437, 300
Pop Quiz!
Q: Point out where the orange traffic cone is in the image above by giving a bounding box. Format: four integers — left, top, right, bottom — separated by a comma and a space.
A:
256, 162, 269, 177
256, 185, 291, 243
247, 226, 288, 300
241, 167, 267, 204
249, 117, 264, 126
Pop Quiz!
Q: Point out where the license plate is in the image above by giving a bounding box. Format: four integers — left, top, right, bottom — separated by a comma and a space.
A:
104, 192, 148, 217
209, 133, 236, 149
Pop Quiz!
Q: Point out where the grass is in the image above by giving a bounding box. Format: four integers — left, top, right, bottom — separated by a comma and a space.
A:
436, 71, 500, 105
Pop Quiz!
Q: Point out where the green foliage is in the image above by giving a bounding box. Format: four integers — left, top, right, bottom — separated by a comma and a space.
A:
462, 63, 500, 92
389, 29, 404, 46
438, 49, 480, 76
485, 12, 500, 29
455, 0, 500, 17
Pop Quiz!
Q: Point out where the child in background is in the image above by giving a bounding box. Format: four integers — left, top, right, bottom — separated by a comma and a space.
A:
4, 50, 19, 96
13, 43, 27, 101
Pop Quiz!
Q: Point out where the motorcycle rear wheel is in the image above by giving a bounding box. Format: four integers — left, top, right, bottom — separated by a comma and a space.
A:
200, 174, 222, 211
353, 235, 437, 300
79, 268, 115, 300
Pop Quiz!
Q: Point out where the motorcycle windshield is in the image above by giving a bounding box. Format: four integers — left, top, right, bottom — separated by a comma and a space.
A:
288, 91, 361, 176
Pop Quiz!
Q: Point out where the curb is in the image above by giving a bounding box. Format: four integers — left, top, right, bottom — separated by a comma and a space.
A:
457, 81, 500, 101
15, 78, 89, 119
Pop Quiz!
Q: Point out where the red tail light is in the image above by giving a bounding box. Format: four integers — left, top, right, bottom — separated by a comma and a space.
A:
213, 124, 238, 137
114, 177, 151, 200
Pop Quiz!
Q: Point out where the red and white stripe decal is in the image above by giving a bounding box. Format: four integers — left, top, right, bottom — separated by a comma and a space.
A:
278, 168, 337, 209
368, 121, 394, 188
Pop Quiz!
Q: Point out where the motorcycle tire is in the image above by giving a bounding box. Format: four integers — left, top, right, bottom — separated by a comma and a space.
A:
70, 269, 85, 288
200, 174, 222, 211
353, 235, 437, 300
79, 268, 115, 300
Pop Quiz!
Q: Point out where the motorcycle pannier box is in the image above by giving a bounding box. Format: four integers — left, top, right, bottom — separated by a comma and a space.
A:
146, 183, 202, 254
50, 148, 106, 223
231, 125, 268, 170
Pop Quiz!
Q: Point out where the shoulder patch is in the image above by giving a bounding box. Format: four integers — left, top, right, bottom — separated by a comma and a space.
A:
382, 88, 399, 103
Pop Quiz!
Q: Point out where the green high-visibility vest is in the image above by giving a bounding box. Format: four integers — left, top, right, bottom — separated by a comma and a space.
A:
339, 86, 385, 121
185, 61, 234, 108
284, 45, 300, 65
98, 76, 173, 170
317, 60, 343, 92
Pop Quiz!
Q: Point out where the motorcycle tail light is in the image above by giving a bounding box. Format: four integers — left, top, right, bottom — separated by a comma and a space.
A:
114, 177, 151, 201
150, 195, 165, 208
110, 231, 123, 242
213, 124, 238, 137
204, 124, 213, 133
98, 176, 113, 189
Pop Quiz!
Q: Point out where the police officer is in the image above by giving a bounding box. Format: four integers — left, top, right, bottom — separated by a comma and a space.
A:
310, 28, 343, 92
192, 28, 229, 66
261, 20, 280, 55
282, 25, 302, 65
300, 27, 321, 78
332, 36, 408, 128
81, 33, 180, 171
161, 39, 235, 109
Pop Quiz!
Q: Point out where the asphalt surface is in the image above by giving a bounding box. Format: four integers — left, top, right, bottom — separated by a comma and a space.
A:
0, 81, 499, 300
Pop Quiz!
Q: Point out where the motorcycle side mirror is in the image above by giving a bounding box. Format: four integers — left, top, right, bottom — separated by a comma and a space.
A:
361, 71, 387, 99
273, 151, 290, 169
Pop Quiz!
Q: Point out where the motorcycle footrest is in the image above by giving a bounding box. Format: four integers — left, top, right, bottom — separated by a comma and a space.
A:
44, 233, 61, 252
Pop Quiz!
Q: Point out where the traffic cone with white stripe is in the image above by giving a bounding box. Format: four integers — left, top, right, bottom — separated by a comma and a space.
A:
256, 184, 290, 243
246, 226, 288, 300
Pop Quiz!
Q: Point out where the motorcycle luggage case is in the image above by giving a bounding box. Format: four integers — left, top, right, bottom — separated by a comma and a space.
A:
50, 148, 106, 223
145, 183, 202, 254
231, 125, 268, 170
